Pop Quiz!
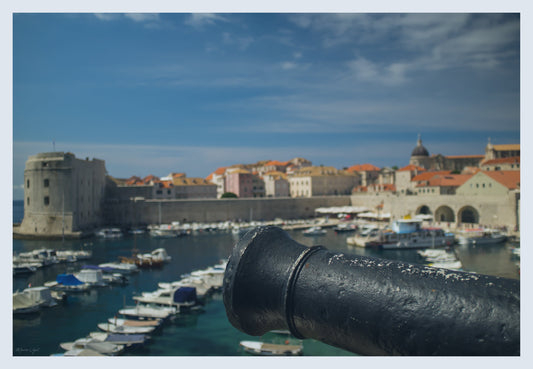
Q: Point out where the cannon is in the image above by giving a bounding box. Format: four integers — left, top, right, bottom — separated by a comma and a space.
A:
223, 226, 520, 356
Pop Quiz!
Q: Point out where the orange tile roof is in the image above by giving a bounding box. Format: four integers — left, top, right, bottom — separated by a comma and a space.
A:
206, 167, 228, 181
125, 176, 143, 185
173, 177, 214, 186
412, 171, 451, 182
143, 175, 159, 184
482, 171, 520, 189
445, 155, 485, 159
347, 163, 381, 172
493, 144, 520, 151
397, 164, 425, 172
417, 174, 472, 187
160, 180, 173, 188
265, 160, 288, 167
482, 156, 520, 166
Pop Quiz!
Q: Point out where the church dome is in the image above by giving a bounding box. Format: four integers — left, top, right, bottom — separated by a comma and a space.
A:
411, 135, 429, 157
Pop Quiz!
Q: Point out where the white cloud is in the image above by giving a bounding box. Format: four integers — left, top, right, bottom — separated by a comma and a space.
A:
222, 32, 254, 50
124, 13, 160, 23
93, 13, 120, 21
185, 13, 228, 28
347, 57, 409, 86
281, 61, 297, 70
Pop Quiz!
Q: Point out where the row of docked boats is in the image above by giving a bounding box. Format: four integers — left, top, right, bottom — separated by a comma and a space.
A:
13, 248, 92, 276
53, 259, 227, 356
345, 219, 510, 250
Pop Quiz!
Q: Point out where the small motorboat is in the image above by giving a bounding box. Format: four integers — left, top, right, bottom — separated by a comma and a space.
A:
302, 226, 327, 236
240, 340, 303, 356
97, 322, 156, 334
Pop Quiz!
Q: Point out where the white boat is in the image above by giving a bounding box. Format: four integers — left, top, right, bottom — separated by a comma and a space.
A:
75, 268, 108, 287
133, 286, 197, 308
107, 317, 161, 327
151, 248, 172, 263
13, 291, 41, 314
23, 286, 58, 307
333, 223, 357, 233
158, 276, 215, 298
63, 348, 104, 356
346, 225, 380, 246
60, 338, 124, 356
457, 228, 508, 245
15, 249, 59, 266
97, 322, 156, 334
56, 250, 93, 262
118, 305, 177, 320
150, 225, 178, 238
239, 340, 303, 356
96, 228, 123, 239
99, 262, 139, 274
349, 219, 455, 250
302, 226, 327, 236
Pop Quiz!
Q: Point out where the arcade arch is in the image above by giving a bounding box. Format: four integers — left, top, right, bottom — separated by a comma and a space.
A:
435, 205, 455, 222
416, 205, 431, 215
459, 206, 479, 224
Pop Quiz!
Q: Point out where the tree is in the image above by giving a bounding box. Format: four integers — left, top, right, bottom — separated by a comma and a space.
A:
221, 192, 238, 198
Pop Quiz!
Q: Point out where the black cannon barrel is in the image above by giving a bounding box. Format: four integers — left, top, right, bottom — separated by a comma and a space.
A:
223, 226, 520, 356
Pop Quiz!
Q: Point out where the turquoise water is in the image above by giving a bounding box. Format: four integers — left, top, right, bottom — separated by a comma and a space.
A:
12, 201, 520, 356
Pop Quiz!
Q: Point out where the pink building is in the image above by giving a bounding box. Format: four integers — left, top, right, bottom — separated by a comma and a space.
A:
225, 169, 253, 198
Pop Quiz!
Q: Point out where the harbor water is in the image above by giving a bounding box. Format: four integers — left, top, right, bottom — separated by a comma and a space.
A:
12, 201, 520, 356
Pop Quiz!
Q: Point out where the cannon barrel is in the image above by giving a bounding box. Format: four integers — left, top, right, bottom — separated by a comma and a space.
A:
223, 226, 520, 356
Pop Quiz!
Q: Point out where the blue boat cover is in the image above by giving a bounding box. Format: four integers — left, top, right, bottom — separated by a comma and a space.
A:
173, 287, 197, 303
105, 334, 146, 344
56, 273, 84, 286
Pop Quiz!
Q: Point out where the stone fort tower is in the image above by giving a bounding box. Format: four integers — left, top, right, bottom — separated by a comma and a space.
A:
18, 152, 107, 237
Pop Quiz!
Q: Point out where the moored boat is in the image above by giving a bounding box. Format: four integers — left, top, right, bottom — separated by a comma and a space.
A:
96, 228, 123, 239
302, 226, 327, 236
348, 219, 455, 250
457, 228, 507, 245
60, 338, 125, 356
97, 322, 156, 334
239, 340, 303, 356
13, 291, 41, 315
118, 305, 177, 320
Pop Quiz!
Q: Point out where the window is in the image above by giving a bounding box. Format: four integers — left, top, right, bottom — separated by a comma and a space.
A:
44, 179, 49, 187
26, 197, 30, 206
44, 196, 50, 206
27, 179, 30, 188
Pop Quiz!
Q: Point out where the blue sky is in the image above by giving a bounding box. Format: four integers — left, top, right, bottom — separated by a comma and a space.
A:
12, 12, 520, 200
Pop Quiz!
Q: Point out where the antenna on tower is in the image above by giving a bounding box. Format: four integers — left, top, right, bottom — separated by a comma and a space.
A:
53, 139, 56, 152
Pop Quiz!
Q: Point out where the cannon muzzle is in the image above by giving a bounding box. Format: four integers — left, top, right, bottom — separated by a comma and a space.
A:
223, 226, 520, 355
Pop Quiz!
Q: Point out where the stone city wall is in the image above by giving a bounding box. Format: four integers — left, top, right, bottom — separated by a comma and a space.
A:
103, 196, 352, 227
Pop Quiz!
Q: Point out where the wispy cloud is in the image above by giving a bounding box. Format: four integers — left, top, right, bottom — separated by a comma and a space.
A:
93, 13, 163, 28
185, 13, 228, 28
288, 13, 519, 76
347, 57, 409, 86
124, 13, 160, 23
93, 13, 121, 22
222, 32, 254, 50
